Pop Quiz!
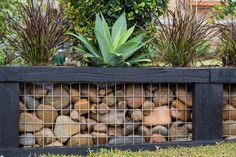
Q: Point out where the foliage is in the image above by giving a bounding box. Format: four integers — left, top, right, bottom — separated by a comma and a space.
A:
3, 0, 69, 66
217, 19, 236, 66
70, 12, 150, 67
0, 0, 24, 65
60, 0, 169, 35
154, 4, 217, 67
213, 0, 236, 19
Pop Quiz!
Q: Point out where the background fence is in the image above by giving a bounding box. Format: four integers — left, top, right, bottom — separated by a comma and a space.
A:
0, 67, 234, 157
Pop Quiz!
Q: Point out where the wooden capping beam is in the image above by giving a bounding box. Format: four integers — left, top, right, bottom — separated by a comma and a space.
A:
0, 67, 210, 83
211, 68, 236, 83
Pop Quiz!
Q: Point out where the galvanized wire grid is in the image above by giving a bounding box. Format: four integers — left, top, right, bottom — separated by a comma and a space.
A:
19, 83, 193, 148
223, 84, 236, 139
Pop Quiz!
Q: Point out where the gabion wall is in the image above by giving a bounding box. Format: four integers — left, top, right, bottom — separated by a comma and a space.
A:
19, 83, 193, 148
223, 84, 236, 139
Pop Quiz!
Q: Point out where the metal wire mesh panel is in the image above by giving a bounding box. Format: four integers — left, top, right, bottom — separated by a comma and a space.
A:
19, 83, 193, 148
223, 84, 236, 140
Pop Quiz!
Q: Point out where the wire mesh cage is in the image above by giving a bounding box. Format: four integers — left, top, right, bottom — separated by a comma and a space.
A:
19, 82, 193, 148
223, 84, 236, 139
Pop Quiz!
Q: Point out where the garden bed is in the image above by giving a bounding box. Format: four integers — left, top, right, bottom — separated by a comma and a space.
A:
0, 67, 234, 157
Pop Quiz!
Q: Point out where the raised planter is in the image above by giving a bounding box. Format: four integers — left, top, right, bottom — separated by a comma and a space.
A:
0, 67, 235, 157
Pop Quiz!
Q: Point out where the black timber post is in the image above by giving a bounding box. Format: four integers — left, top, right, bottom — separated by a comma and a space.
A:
0, 82, 19, 150
193, 83, 223, 141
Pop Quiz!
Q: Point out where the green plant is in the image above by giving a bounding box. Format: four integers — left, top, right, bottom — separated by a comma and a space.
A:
217, 19, 236, 66
0, 0, 25, 65
154, 3, 217, 67
60, 0, 169, 35
213, 0, 236, 19
70, 12, 151, 67
3, 0, 68, 66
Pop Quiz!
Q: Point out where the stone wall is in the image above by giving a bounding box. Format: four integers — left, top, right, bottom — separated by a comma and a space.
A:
19, 83, 193, 148
223, 84, 236, 140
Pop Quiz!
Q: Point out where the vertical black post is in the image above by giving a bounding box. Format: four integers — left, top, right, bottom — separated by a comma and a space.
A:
0, 82, 19, 148
193, 83, 223, 141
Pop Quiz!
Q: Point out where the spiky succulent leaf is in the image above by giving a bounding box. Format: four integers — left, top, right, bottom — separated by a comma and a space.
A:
69, 33, 99, 57
111, 12, 127, 43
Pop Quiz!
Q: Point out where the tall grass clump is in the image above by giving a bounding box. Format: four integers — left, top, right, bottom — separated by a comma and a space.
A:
154, 1, 218, 67
218, 18, 236, 66
4, 0, 68, 66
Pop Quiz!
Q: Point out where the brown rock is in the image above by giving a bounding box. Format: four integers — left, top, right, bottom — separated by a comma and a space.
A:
81, 84, 101, 103
60, 104, 72, 115
187, 123, 192, 132
169, 125, 189, 141
35, 128, 55, 146
176, 87, 192, 107
126, 84, 143, 108
97, 103, 109, 114
79, 116, 87, 131
117, 101, 127, 110
70, 110, 80, 121
144, 106, 171, 126
143, 101, 155, 116
86, 118, 96, 131
170, 100, 190, 121
29, 85, 48, 98
102, 93, 115, 106
44, 87, 69, 109
116, 90, 125, 102
90, 110, 125, 126
19, 101, 27, 112
90, 104, 97, 114
224, 105, 236, 120
99, 89, 106, 97
74, 99, 90, 115
224, 89, 229, 106
91, 132, 108, 145
153, 86, 174, 106
67, 134, 93, 146
93, 123, 107, 133
45, 140, 63, 147
231, 87, 236, 108
19, 113, 43, 132
131, 109, 143, 121
54, 115, 80, 143
108, 127, 123, 137
223, 120, 236, 136
70, 88, 80, 103
135, 126, 151, 142
150, 134, 166, 143
123, 120, 140, 135
36, 104, 58, 127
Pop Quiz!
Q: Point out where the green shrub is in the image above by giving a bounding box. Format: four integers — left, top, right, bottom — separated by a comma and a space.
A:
60, 0, 169, 35
213, 0, 236, 19
3, 0, 68, 66
154, 4, 217, 67
0, 0, 24, 65
70, 12, 151, 67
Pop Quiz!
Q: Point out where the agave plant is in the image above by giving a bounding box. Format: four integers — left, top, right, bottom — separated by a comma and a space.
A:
70, 12, 150, 67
